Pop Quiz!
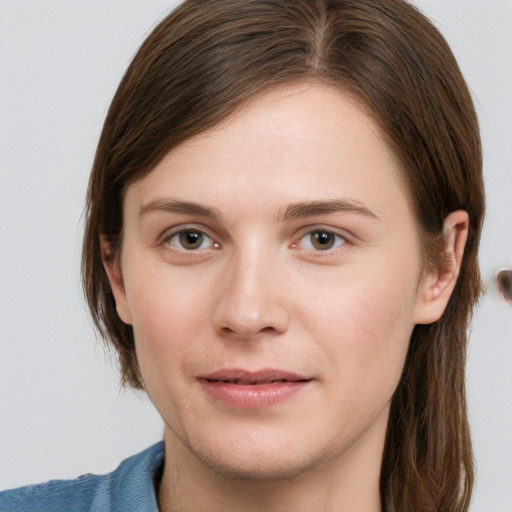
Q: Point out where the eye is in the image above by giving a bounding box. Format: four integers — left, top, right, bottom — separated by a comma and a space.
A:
298, 229, 345, 251
167, 229, 215, 251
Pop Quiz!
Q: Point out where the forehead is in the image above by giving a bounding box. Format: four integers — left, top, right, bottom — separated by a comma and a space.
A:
125, 83, 409, 224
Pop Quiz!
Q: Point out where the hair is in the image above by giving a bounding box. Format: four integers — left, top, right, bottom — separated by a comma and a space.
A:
82, 0, 485, 510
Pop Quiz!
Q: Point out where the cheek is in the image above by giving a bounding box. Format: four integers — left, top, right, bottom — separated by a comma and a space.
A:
324, 290, 413, 367
303, 259, 418, 395
126, 273, 215, 427
125, 265, 211, 376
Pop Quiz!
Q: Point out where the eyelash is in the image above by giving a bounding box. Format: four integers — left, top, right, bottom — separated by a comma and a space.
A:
163, 227, 219, 252
294, 229, 346, 252
161, 226, 347, 254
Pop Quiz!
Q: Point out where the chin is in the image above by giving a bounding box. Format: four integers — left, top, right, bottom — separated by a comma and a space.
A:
180, 434, 332, 482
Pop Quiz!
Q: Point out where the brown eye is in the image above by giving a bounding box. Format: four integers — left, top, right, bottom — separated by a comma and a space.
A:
299, 230, 345, 251
169, 230, 213, 251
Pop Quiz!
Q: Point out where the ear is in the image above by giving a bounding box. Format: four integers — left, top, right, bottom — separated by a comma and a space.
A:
413, 210, 469, 325
100, 237, 132, 325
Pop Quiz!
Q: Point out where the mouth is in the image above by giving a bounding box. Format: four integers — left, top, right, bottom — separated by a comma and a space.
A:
198, 369, 312, 408
199, 369, 311, 385
205, 378, 308, 385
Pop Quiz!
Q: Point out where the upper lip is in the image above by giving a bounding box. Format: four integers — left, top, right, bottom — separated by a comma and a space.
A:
199, 368, 311, 385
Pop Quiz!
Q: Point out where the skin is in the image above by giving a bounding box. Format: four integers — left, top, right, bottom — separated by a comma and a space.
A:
103, 83, 468, 512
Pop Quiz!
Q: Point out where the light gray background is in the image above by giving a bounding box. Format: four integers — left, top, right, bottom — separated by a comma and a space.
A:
1, 1, 511, 510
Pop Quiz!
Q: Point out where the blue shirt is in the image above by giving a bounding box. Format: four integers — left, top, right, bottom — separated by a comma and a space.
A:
0, 442, 165, 511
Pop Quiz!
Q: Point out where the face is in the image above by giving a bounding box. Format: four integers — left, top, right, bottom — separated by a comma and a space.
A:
108, 84, 435, 480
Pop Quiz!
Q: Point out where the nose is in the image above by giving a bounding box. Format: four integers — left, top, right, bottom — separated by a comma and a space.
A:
212, 250, 290, 339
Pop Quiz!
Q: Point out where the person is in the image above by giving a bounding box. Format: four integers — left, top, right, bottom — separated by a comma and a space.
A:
0, 0, 485, 510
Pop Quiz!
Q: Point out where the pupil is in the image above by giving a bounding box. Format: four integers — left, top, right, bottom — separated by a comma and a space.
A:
180, 231, 203, 249
312, 231, 334, 250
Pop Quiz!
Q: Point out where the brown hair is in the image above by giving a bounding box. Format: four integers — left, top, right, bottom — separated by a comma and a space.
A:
82, 1, 485, 510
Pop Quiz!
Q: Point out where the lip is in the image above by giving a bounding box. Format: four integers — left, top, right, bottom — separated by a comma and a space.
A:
198, 368, 312, 409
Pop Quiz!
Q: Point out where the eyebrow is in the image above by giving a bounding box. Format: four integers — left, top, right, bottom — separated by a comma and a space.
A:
277, 199, 379, 222
138, 197, 379, 222
139, 199, 220, 219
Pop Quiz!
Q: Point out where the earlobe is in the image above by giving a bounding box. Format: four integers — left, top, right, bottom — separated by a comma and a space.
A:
413, 210, 469, 325
100, 237, 133, 325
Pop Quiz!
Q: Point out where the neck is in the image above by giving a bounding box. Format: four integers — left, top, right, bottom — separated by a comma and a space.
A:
157, 416, 387, 512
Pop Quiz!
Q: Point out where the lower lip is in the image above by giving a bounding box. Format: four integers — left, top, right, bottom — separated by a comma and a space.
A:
199, 380, 311, 408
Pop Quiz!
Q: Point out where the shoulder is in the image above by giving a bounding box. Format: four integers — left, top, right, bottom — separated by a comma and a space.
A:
0, 442, 164, 512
